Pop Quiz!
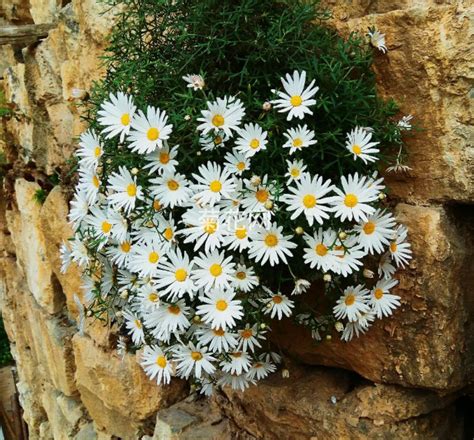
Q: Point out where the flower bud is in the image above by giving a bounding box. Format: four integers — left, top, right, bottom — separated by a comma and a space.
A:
363, 268, 375, 279
264, 200, 273, 210
120, 290, 129, 299
262, 101, 272, 111
335, 322, 344, 332
193, 315, 201, 323
250, 175, 261, 187
115, 310, 123, 318
338, 231, 347, 240
281, 369, 290, 378
323, 273, 332, 282
184, 115, 191, 121
325, 334, 332, 341
260, 323, 266, 330
86, 310, 93, 317
295, 226, 304, 235
131, 167, 139, 175
378, 192, 386, 200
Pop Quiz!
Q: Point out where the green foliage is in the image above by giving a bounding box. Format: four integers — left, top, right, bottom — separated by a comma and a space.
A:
33, 188, 48, 205
0, 317, 13, 367
0, 91, 13, 118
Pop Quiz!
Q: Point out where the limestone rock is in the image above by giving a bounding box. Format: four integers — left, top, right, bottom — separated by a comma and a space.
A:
273, 204, 474, 391
72, 334, 187, 439
216, 364, 464, 440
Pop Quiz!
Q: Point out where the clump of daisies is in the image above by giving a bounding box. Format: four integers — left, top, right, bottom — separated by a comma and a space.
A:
62, 70, 413, 394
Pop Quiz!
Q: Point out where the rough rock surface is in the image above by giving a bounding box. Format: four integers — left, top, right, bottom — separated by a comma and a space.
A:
0, 0, 473, 439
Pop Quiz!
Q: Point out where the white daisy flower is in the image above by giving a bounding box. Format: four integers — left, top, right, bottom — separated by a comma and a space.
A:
59, 242, 72, 274
247, 360, 276, 381
354, 209, 396, 254
271, 70, 319, 120
340, 310, 375, 342
282, 124, 317, 155
222, 216, 252, 252
262, 291, 294, 320
397, 114, 413, 131
137, 284, 161, 311
150, 172, 192, 208
77, 130, 103, 170
197, 96, 245, 137
191, 162, 236, 207
220, 351, 252, 375
369, 278, 401, 318
141, 345, 173, 385
281, 174, 333, 226
234, 123, 268, 158
389, 225, 412, 268
128, 240, 167, 278
330, 173, 379, 222
145, 301, 191, 341
68, 190, 90, 230
248, 223, 297, 266
237, 324, 265, 352
192, 250, 235, 292
378, 251, 396, 279
303, 228, 341, 272
292, 279, 311, 295
367, 171, 386, 192
97, 92, 136, 142
285, 159, 308, 184
196, 326, 238, 353
368, 29, 387, 53
122, 309, 145, 345
153, 248, 197, 301
107, 166, 143, 214
199, 131, 229, 151
241, 176, 275, 214
143, 141, 179, 175
196, 289, 244, 330
180, 207, 225, 253
182, 73, 205, 90
224, 150, 250, 175
331, 238, 367, 277
127, 105, 173, 154
333, 285, 371, 322
106, 237, 133, 268
231, 263, 259, 292
156, 214, 178, 245
218, 372, 254, 391
78, 167, 101, 205
345, 126, 380, 164
86, 206, 119, 242
386, 162, 413, 174
173, 343, 216, 379
70, 238, 90, 267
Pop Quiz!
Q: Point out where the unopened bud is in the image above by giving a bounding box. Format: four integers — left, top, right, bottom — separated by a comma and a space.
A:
295, 226, 304, 235
250, 175, 261, 187
120, 290, 129, 299
281, 368, 290, 378
260, 323, 266, 329
86, 310, 93, 317
378, 192, 386, 200
131, 167, 139, 175
326, 334, 332, 341
106, 158, 112, 165
196, 151, 202, 156
264, 200, 273, 210
338, 231, 347, 240
184, 115, 191, 121
115, 310, 123, 318
363, 268, 375, 279
262, 101, 272, 111
193, 315, 201, 323
323, 273, 332, 282
335, 322, 344, 332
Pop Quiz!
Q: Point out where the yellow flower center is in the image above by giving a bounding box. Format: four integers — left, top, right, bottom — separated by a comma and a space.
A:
290, 95, 303, 106
94, 146, 101, 157
204, 219, 218, 234
344, 294, 355, 306
231, 352, 242, 358
256, 189, 269, 203
293, 138, 303, 148
363, 221, 376, 235
126, 183, 137, 197
214, 136, 223, 145
134, 319, 142, 329
352, 144, 362, 155
160, 152, 170, 164
120, 241, 131, 253
156, 355, 167, 368
101, 221, 112, 234
92, 175, 100, 188
163, 227, 173, 241
236, 271, 246, 280
148, 292, 159, 302
264, 233, 278, 247
290, 168, 300, 177
236, 162, 246, 171
213, 328, 225, 336
153, 199, 162, 211
344, 193, 358, 208
209, 180, 222, 193
272, 295, 283, 304
191, 351, 203, 361
374, 288, 384, 300
241, 329, 253, 339
250, 138, 260, 149
175, 268, 187, 282
302, 194, 317, 208
315, 243, 328, 256
168, 305, 181, 315
148, 251, 159, 264
167, 179, 179, 191
216, 299, 228, 311
212, 114, 225, 127
235, 227, 247, 239
390, 242, 398, 252
210, 264, 223, 277
147, 127, 160, 141
120, 113, 130, 126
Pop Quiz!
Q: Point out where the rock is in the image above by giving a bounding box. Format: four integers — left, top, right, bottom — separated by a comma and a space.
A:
273, 204, 474, 391
72, 334, 188, 439
216, 363, 464, 440
6, 179, 64, 314
74, 422, 97, 440
29, 0, 62, 24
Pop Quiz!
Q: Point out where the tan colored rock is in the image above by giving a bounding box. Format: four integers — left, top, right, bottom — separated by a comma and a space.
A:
73, 334, 187, 439
29, 0, 62, 24
273, 203, 474, 391
217, 363, 463, 440
321, 1, 474, 203
6, 179, 64, 314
